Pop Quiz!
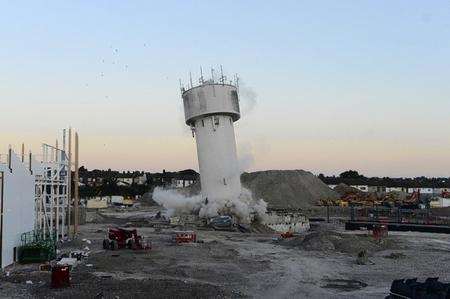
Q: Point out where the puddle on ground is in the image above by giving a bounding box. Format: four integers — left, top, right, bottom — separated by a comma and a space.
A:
322, 279, 368, 291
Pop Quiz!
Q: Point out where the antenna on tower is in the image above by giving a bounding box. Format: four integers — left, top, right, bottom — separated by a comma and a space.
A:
200, 66, 204, 84
220, 65, 225, 85
235, 74, 240, 90
211, 67, 215, 83
189, 72, 193, 88
179, 79, 183, 93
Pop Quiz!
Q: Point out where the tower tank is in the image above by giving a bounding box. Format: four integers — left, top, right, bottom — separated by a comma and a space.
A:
181, 74, 241, 203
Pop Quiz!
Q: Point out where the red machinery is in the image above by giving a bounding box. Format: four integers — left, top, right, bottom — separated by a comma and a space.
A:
372, 223, 388, 241
173, 231, 196, 244
280, 228, 294, 239
103, 227, 150, 250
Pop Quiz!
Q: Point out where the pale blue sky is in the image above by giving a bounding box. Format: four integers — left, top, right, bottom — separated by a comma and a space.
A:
1, 1, 449, 177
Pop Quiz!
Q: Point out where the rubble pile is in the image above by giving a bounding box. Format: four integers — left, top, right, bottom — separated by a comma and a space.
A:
241, 170, 339, 209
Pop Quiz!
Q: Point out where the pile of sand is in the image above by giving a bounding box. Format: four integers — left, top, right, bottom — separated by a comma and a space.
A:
241, 170, 338, 209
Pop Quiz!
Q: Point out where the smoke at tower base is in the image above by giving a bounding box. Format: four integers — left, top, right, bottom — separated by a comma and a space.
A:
152, 187, 267, 224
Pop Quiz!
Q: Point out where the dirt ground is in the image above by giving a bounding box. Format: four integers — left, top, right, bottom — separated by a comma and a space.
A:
1, 207, 450, 298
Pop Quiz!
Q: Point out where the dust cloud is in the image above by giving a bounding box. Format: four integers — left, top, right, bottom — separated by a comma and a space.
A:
153, 187, 267, 223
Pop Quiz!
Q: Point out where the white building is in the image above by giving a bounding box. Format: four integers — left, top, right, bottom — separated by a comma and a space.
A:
0, 150, 35, 268
133, 174, 147, 185
117, 177, 133, 186
386, 187, 408, 193
419, 187, 434, 194
173, 179, 195, 188
350, 185, 369, 192
430, 197, 450, 208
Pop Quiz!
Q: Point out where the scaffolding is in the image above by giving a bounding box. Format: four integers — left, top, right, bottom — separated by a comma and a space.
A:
34, 128, 78, 241
35, 142, 69, 241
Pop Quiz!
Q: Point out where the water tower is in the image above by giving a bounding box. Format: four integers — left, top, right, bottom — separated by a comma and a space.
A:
181, 69, 241, 202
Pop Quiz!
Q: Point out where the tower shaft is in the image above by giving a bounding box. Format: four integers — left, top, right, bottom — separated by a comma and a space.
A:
182, 81, 241, 202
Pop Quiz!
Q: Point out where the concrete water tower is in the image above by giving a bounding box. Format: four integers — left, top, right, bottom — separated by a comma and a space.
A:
181, 69, 241, 203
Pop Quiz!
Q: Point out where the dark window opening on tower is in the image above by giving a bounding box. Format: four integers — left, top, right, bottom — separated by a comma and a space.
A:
201, 119, 204, 127
214, 116, 220, 126
229, 117, 232, 124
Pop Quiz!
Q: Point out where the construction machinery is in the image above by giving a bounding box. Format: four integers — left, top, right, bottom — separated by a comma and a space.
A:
387, 278, 450, 298
209, 215, 234, 231
280, 231, 294, 239
102, 227, 150, 250
372, 223, 388, 241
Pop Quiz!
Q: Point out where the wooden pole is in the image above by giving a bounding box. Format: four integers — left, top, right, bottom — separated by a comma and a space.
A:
21, 143, 25, 162
74, 132, 79, 236
67, 128, 72, 238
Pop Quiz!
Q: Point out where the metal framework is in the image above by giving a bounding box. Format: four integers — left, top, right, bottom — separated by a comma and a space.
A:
35, 142, 70, 241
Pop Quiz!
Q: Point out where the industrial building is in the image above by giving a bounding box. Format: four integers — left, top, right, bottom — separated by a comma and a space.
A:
0, 129, 79, 269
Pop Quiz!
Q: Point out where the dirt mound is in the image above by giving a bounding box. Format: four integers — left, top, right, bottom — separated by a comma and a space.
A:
333, 183, 363, 197
179, 170, 338, 209
282, 230, 398, 255
241, 170, 338, 209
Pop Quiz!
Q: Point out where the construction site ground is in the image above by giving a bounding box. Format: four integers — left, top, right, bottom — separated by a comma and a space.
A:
1, 207, 450, 298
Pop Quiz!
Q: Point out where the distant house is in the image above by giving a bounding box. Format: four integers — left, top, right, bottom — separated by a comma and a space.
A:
173, 178, 196, 188
350, 185, 369, 192
133, 173, 147, 185
150, 169, 199, 188
320, 175, 450, 197
386, 187, 408, 193
419, 187, 434, 194
430, 197, 450, 208
368, 186, 386, 193
173, 169, 198, 188
117, 177, 133, 186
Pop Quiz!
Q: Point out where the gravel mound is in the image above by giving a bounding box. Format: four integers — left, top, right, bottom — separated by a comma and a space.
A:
281, 230, 398, 255
179, 170, 338, 209
333, 183, 363, 197
241, 170, 338, 209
